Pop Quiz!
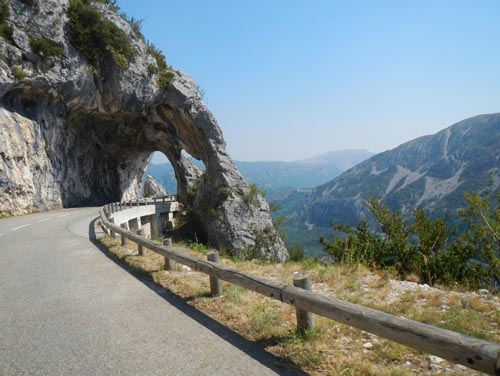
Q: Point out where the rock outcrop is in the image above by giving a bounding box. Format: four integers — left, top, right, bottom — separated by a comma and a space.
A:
143, 175, 167, 198
0, 0, 288, 261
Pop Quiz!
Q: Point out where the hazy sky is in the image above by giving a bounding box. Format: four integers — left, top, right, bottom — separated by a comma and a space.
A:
119, 0, 500, 162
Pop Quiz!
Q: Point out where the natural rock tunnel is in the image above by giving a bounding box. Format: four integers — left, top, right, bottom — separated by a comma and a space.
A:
0, 0, 288, 261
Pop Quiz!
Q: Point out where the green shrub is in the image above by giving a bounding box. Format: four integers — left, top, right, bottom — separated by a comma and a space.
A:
68, 0, 135, 70
146, 41, 175, 90
0, 0, 13, 44
288, 243, 305, 262
0, 22, 12, 43
209, 208, 222, 220
12, 66, 27, 80
218, 187, 230, 199
158, 71, 174, 90
30, 37, 64, 58
0, 0, 9, 21
243, 184, 259, 206
147, 64, 156, 75
147, 42, 168, 71
321, 188, 500, 290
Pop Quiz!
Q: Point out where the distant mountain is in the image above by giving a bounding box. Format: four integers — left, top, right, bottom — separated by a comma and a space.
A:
236, 149, 374, 192
290, 113, 500, 229
145, 149, 374, 194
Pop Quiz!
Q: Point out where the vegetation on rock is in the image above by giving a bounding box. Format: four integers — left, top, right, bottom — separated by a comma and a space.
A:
0, 0, 13, 44
157, 71, 174, 90
67, 0, 136, 70
146, 42, 174, 90
243, 183, 260, 206
29, 37, 64, 58
12, 66, 27, 80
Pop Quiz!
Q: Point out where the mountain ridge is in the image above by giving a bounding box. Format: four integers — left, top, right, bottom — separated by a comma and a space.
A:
293, 113, 500, 229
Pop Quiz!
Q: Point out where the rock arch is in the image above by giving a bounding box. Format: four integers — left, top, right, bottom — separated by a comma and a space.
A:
0, 0, 288, 261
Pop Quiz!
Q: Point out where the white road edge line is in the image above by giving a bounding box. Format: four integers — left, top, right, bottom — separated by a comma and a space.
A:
57, 214, 71, 218
37, 218, 52, 223
11, 224, 31, 231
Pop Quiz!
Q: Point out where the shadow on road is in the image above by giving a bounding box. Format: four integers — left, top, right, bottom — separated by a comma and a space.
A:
88, 217, 308, 376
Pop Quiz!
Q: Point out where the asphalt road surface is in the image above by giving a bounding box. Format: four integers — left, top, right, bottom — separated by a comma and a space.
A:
0, 207, 301, 375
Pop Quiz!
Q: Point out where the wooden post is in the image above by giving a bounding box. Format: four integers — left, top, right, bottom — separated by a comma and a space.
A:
136, 198, 140, 207
110, 218, 116, 238
120, 223, 128, 246
150, 214, 160, 237
294, 273, 314, 333
163, 238, 175, 270
137, 229, 145, 256
207, 251, 222, 296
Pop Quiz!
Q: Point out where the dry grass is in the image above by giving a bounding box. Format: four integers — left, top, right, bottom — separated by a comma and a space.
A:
99, 235, 500, 375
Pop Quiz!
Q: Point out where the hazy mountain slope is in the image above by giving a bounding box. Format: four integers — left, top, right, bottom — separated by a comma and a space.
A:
146, 149, 374, 193
294, 113, 500, 228
144, 163, 177, 194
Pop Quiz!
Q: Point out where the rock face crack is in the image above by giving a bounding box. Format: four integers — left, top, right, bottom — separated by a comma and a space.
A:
0, 0, 287, 261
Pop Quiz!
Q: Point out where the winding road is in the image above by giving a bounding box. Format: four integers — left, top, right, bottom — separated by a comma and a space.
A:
0, 208, 298, 375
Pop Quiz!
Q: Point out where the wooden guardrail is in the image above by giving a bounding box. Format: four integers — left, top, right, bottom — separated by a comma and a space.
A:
100, 203, 500, 375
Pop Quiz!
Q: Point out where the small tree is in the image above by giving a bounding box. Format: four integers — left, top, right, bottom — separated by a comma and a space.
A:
459, 179, 500, 286
320, 218, 386, 266
410, 207, 454, 285
367, 196, 416, 276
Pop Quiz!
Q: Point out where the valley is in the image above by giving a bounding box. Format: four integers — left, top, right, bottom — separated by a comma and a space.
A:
147, 113, 500, 258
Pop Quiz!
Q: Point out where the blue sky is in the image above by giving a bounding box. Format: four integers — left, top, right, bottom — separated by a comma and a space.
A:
118, 0, 500, 162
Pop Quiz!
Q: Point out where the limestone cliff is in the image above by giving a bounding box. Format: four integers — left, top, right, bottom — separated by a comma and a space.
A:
143, 175, 167, 198
0, 0, 288, 261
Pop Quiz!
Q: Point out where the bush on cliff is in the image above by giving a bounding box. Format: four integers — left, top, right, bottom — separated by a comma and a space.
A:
0, 0, 13, 44
68, 0, 135, 70
30, 37, 64, 58
146, 41, 174, 90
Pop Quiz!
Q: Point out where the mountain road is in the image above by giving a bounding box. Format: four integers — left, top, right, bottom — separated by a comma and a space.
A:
0, 207, 299, 375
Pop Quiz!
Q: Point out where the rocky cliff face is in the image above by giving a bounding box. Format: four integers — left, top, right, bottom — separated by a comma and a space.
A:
143, 175, 167, 197
0, 0, 287, 261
